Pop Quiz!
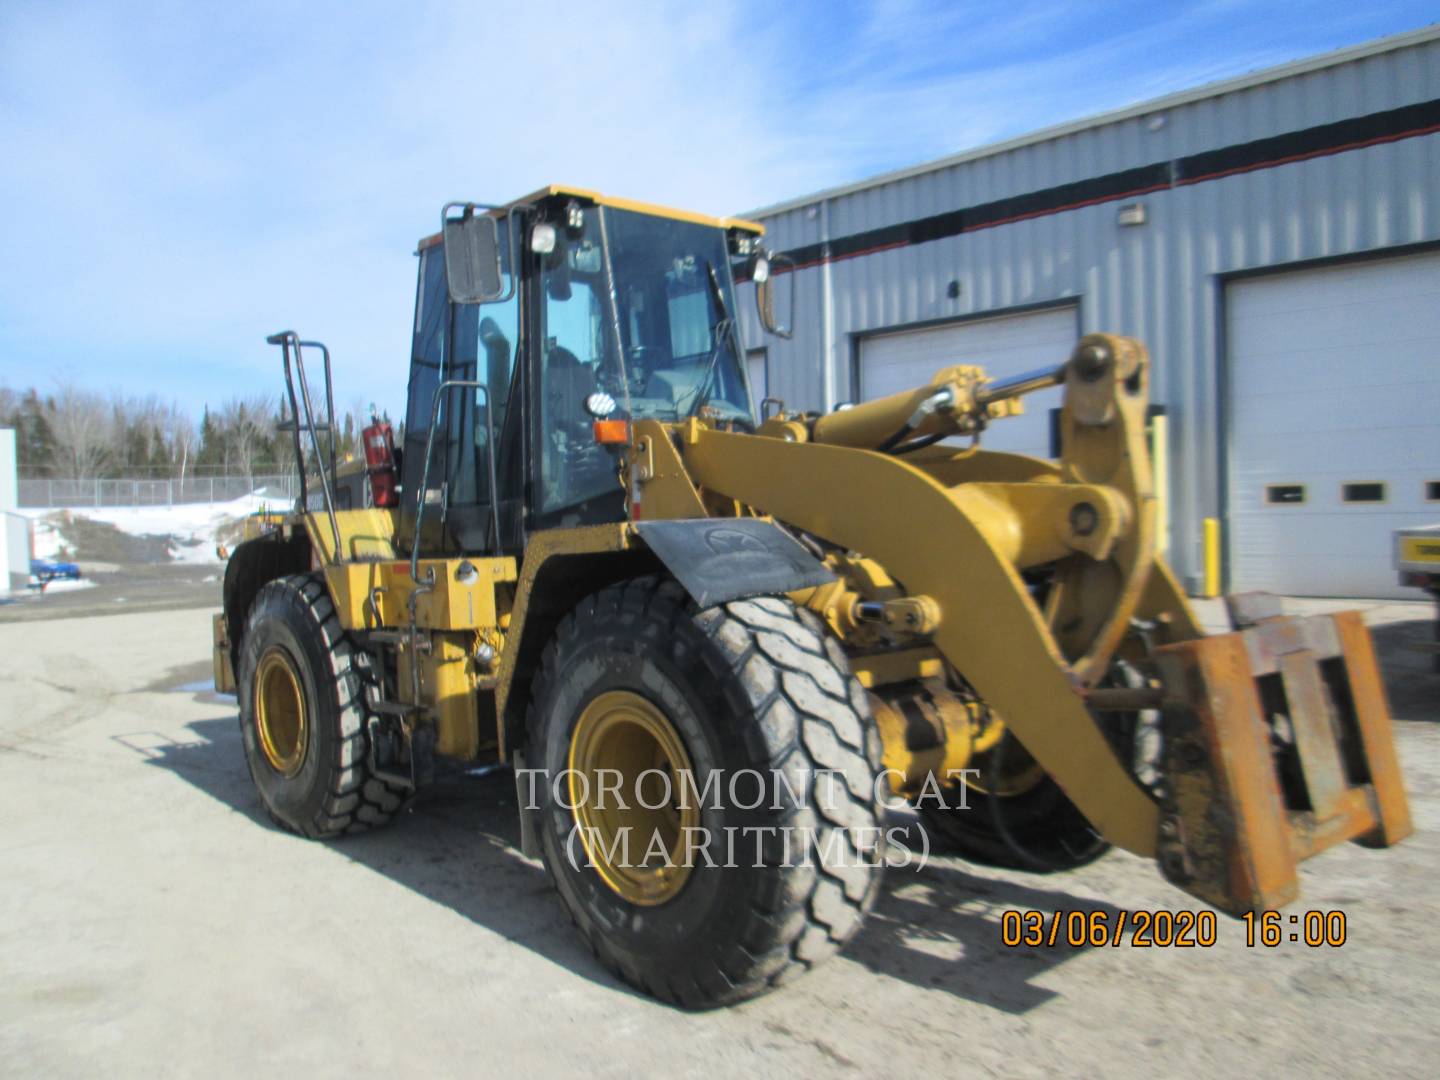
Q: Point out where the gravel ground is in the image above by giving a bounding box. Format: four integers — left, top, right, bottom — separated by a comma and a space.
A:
0, 597, 1436, 1077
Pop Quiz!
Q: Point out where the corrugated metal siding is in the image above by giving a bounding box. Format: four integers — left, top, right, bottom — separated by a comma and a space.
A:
738, 33, 1440, 590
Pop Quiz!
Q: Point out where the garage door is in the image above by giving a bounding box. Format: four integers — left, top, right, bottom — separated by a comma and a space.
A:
1227, 251, 1440, 599
859, 305, 1078, 458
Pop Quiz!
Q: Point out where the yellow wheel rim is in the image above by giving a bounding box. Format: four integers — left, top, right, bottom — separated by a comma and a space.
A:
254, 647, 308, 777
568, 691, 699, 906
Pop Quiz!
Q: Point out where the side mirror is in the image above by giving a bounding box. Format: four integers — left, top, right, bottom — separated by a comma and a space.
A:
443, 203, 504, 304
752, 249, 794, 339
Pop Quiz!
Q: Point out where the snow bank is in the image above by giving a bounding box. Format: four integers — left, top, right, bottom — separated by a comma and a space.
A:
22, 491, 287, 566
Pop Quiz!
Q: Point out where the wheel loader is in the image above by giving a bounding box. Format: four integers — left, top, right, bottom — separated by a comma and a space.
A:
214, 185, 1411, 1007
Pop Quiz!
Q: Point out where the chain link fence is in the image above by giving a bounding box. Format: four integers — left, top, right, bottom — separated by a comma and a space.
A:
18, 474, 299, 509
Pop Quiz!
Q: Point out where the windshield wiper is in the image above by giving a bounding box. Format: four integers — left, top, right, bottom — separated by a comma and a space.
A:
687, 261, 738, 419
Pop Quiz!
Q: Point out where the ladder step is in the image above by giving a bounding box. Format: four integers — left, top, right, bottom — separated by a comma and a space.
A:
371, 700, 421, 718
275, 421, 334, 433
366, 630, 407, 646
373, 766, 416, 790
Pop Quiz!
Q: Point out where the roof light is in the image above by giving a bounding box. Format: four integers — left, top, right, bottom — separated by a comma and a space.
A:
530, 222, 557, 254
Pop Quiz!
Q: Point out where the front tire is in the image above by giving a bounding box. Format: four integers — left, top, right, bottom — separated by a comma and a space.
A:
526, 576, 884, 1008
237, 573, 407, 837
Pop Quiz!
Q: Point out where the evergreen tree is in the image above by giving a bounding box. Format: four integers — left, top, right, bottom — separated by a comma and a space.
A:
197, 406, 225, 470
20, 391, 57, 473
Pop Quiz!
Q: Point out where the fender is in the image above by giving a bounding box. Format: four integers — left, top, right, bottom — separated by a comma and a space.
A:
632, 518, 833, 607
221, 529, 312, 672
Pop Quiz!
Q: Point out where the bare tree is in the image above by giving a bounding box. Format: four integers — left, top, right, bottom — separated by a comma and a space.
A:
218, 394, 275, 480
164, 405, 197, 483
49, 383, 115, 480
343, 395, 369, 461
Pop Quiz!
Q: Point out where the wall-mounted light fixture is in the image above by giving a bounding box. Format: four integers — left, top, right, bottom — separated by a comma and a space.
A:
1117, 203, 1147, 227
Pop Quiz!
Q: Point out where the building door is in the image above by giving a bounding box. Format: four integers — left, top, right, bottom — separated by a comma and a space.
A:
1226, 250, 1440, 599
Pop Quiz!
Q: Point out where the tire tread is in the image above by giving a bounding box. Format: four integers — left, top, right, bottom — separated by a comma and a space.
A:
239, 573, 408, 839
526, 576, 883, 1007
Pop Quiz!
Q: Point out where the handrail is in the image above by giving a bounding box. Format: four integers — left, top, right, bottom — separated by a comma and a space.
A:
265, 330, 343, 563
298, 339, 339, 488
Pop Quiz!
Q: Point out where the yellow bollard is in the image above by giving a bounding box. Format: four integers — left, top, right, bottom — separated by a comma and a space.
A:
1203, 517, 1221, 598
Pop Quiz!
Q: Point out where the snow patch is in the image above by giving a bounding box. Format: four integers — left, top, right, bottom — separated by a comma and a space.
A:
33, 577, 95, 594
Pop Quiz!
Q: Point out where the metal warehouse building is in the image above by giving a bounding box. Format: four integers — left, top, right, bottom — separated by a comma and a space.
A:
736, 25, 1440, 600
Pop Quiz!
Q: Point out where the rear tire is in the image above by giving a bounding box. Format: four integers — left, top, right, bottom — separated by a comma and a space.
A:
526, 576, 885, 1008
237, 573, 407, 837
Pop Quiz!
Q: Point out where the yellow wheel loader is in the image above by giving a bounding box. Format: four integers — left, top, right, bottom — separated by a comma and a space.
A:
214, 186, 1411, 1007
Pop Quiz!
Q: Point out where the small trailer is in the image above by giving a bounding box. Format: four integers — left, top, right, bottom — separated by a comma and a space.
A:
1395, 524, 1440, 672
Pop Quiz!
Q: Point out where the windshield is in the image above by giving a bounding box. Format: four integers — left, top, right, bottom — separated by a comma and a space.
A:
605, 209, 753, 424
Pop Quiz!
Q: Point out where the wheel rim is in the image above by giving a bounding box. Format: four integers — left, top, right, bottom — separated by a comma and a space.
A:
568, 691, 699, 906
254, 647, 308, 777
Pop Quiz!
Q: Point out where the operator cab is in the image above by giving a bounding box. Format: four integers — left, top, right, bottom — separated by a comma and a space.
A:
400, 187, 772, 557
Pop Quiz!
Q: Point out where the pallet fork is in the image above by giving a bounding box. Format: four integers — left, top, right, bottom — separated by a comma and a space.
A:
1153, 593, 1411, 914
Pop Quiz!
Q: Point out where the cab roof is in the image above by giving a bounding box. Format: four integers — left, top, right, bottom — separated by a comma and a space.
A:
417, 184, 764, 250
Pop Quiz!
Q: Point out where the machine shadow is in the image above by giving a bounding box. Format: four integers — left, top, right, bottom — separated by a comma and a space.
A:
1368, 618, 1439, 719
133, 699, 1114, 1013
846, 839, 1121, 1012
124, 709, 642, 1002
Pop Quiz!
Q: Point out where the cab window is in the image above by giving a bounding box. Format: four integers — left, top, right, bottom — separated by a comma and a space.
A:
537, 211, 621, 514
607, 208, 752, 426
447, 219, 519, 513
400, 245, 449, 518
401, 220, 520, 549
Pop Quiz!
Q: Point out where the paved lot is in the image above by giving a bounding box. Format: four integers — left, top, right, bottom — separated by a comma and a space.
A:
1, 598, 1437, 1077
0, 564, 220, 624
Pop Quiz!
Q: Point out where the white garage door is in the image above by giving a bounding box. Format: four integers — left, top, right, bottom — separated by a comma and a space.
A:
1227, 251, 1440, 599
859, 305, 1078, 458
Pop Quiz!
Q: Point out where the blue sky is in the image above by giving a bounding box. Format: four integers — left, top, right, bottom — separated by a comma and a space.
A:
1, 0, 1434, 420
